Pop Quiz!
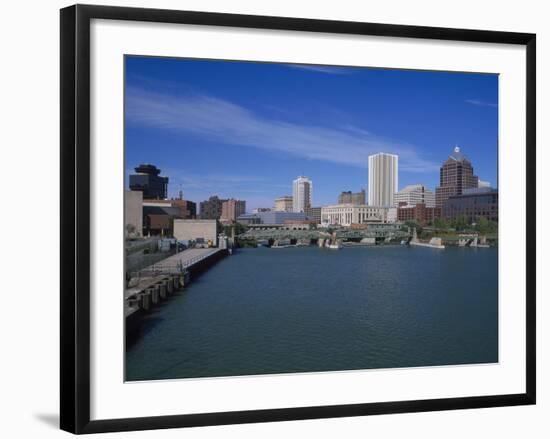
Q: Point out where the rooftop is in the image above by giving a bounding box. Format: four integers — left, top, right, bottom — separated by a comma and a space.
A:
448, 146, 470, 162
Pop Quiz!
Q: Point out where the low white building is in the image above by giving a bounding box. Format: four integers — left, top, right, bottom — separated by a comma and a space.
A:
321, 204, 390, 226
173, 219, 217, 246
394, 184, 435, 208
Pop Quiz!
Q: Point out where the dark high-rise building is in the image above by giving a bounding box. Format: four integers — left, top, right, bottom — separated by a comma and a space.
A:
435, 147, 478, 207
442, 187, 498, 223
338, 189, 366, 205
129, 164, 169, 200
199, 195, 228, 219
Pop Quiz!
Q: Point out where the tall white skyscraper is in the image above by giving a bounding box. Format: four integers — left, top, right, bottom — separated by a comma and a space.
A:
368, 153, 398, 206
292, 176, 312, 213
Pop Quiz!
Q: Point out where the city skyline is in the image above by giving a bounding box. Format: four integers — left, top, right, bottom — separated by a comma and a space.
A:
125, 56, 498, 210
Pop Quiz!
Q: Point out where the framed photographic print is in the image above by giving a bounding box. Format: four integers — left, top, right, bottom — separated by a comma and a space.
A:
60, 4, 536, 434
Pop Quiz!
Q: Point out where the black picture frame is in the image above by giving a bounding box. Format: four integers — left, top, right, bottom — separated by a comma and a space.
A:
60, 4, 536, 434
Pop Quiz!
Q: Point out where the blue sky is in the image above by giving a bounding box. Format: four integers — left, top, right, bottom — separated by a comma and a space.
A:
125, 56, 498, 211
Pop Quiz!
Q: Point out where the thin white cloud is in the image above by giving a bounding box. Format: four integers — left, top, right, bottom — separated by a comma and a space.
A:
164, 170, 286, 192
286, 64, 355, 75
162, 171, 268, 191
156, 170, 286, 210
466, 99, 498, 108
126, 87, 439, 173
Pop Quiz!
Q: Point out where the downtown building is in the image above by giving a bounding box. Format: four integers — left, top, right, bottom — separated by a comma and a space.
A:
304, 206, 322, 224
394, 184, 435, 208
237, 211, 307, 225
321, 204, 392, 226
368, 153, 398, 207
338, 189, 366, 205
397, 203, 441, 225
199, 195, 228, 219
435, 146, 479, 207
292, 176, 312, 213
141, 197, 197, 237
141, 205, 183, 237
442, 187, 498, 223
129, 164, 169, 200
220, 199, 246, 223
125, 190, 143, 237
274, 195, 293, 212
143, 198, 197, 219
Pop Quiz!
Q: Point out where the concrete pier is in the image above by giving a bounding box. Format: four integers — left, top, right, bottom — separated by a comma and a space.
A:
409, 228, 445, 249
159, 283, 167, 299
141, 291, 151, 312
166, 279, 174, 294
151, 286, 160, 305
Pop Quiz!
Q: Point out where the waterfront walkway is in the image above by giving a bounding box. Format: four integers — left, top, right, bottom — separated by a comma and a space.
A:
137, 248, 222, 276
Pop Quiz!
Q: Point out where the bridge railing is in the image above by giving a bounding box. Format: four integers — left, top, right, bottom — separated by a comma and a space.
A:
130, 250, 218, 279
238, 229, 410, 240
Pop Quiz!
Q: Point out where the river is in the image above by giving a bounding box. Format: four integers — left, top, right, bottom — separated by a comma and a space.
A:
126, 245, 498, 381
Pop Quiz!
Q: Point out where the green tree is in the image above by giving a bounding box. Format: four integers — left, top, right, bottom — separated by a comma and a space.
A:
125, 223, 136, 236
475, 216, 489, 234
475, 217, 498, 234
404, 220, 423, 236
222, 222, 247, 236
452, 215, 469, 231
433, 217, 449, 230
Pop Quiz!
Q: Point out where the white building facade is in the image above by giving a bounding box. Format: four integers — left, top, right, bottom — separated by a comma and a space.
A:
368, 153, 398, 207
292, 176, 312, 213
321, 204, 391, 226
125, 190, 143, 237
394, 184, 435, 208
173, 219, 218, 245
